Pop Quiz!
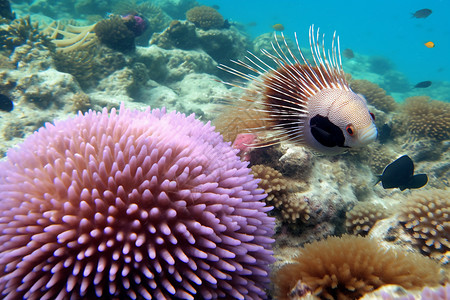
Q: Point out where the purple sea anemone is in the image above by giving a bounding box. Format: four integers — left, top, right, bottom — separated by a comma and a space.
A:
0, 105, 275, 299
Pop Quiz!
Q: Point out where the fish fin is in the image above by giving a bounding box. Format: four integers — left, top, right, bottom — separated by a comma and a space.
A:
374, 175, 382, 186
406, 174, 428, 189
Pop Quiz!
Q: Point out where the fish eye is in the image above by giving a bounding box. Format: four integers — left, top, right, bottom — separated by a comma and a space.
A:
346, 124, 355, 136
370, 112, 375, 120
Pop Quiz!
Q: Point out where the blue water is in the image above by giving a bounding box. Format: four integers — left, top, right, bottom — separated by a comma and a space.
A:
200, 0, 450, 84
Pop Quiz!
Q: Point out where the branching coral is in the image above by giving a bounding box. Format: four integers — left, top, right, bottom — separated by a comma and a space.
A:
251, 164, 310, 223
42, 21, 97, 53
186, 5, 224, 30
398, 96, 450, 141
274, 235, 442, 300
346, 202, 390, 236
0, 15, 53, 51
398, 188, 450, 257
349, 79, 397, 113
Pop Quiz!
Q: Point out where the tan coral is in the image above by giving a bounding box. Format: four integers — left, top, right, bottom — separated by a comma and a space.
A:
398, 188, 450, 257
213, 90, 269, 142
186, 6, 224, 30
397, 96, 450, 141
251, 165, 310, 223
42, 21, 97, 53
346, 202, 391, 236
350, 79, 397, 112
274, 235, 442, 300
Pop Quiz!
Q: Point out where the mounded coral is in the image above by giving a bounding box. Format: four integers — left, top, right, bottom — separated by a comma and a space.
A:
251, 165, 310, 223
0, 105, 275, 299
397, 96, 450, 141
398, 188, 450, 257
345, 202, 390, 236
349, 79, 397, 113
274, 235, 442, 300
186, 5, 224, 30
94, 16, 136, 52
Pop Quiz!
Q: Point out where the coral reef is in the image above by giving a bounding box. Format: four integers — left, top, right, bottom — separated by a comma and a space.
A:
345, 202, 390, 236
186, 5, 225, 30
251, 165, 310, 223
94, 15, 136, 52
151, 20, 199, 50
274, 235, 442, 300
0, 15, 53, 51
135, 45, 217, 83
398, 188, 450, 257
349, 79, 397, 113
0, 105, 275, 299
396, 96, 450, 141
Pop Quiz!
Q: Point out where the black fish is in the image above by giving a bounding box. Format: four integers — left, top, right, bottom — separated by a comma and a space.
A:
414, 80, 432, 88
0, 94, 13, 112
376, 155, 428, 190
412, 8, 432, 18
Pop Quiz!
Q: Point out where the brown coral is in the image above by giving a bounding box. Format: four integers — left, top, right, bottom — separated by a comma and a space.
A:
274, 235, 442, 300
398, 188, 450, 257
399, 96, 450, 141
213, 91, 269, 143
251, 165, 310, 222
350, 79, 397, 112
345, 202, 390, 236
186, 6, 224, 30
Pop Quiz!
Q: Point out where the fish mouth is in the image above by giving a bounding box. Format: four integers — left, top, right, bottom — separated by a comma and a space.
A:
358, 123, 378, 145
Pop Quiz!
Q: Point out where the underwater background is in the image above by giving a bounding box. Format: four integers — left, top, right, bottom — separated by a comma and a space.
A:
0, 0, 449, 299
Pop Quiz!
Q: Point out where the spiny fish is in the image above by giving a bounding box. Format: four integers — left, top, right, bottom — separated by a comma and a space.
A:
218, 25, 377, 154
412, 8, 432, 19
414, 80, 432, 88
376, 155, 428, 190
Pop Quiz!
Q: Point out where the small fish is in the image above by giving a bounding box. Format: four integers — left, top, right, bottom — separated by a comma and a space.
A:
342, 48, 354, 59
412, 8, 432, 19
424, 41, 435, 48
0, 94, 13, 112
211, 4, 220, 10
272, 23, 284, 31
414, 80, 432, 88
376, 155, 428, 190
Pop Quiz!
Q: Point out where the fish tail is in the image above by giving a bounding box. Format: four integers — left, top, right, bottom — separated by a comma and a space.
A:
374, 175, 382, 186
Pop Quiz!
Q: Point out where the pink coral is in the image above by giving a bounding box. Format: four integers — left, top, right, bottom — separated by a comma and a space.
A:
232, 133, 257, 161
0, 105, 275, 299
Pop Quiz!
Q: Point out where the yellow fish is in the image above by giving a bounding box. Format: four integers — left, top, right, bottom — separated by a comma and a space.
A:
424, 41, 435, 48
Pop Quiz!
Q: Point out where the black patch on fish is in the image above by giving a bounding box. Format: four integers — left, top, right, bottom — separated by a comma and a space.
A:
378, 123, 391, 144
310, 115, 346, 148
414, 80, 432, 88
0, 94, 13, 112
412, 8, 432, 18
376, 155, 428, 190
